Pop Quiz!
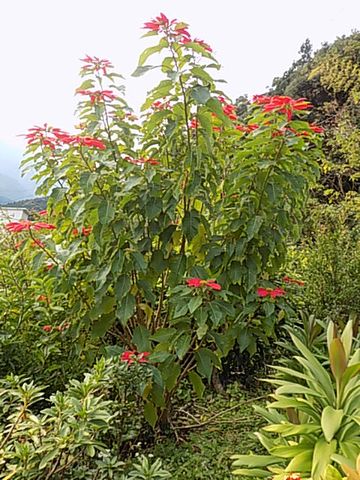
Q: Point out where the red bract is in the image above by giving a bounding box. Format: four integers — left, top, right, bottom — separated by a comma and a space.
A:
120, 350, 150, 364
186, 278, 203, 288
206, 280, 222, 291
186, 278, 222, 291
5, 221, 32, 232
309, 123, 324, 134
82, 226, 92, 236
38, 210, 48, 216
236, 124, 259, 133
76, 89, 117, 103
33, 222, 56, 231
22, 124, 71, 150
152, 100, 171, 110
257, 287, 286, 298
42, 325, 52, 332
74, 136, 106, 150
80, 55, 113, 75
138, 352, 150, 363
124, 156, 160, 166
143, 12, 171, 31
223, 103, 237, 121
253, 95, 312, 121
285, 474, 302, 480
45, 262, 55, 271
143, 13, 190, 40
283, 276, 305, 286
189, 118, 199, 129
121, 350, 137, 364
193, 38, 212, 52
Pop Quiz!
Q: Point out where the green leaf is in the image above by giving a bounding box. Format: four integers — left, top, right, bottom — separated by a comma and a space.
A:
311, 438, 337, 480
39, 449, 59, 469
341, 320, 353, 361
195, 348, 218, 381
98, 200, 115, 224
114, 275, 131, 299
330, 338, 348, 382
191, 85, 211, 105
231, 468, 270, 477
149, 351, 172, 363
132, 65, 158, 77
90, 296, 115, 319
324, 465, 343, 480
132, 325, 151, 352
151, 328, 177, 343
77, 79, 94, 90
321, 406, 344, 442
144, 401, 158, 429
175, 333, 191, 360
188, 371, 205, 398
116, 293, 135, 326
188, 295, 203, 314
231, 455, 283, 468
138, 45, 163, 66
182, 209, 200, 241
91, 313, 115, 338
285, 450, 313, 473
247, 216, 263, 240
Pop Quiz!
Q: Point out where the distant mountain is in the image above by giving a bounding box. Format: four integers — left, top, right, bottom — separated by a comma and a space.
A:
0, 173, 33, 202
1, 197, 47, 212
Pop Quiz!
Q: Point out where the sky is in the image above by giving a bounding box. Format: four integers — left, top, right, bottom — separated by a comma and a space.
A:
1, 0, 360, 178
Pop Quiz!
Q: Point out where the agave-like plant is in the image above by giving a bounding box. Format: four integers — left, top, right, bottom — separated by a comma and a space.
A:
231, 319, 360, 480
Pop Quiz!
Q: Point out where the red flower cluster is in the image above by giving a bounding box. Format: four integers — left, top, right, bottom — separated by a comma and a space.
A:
189, 118, 199, 129
253, 95, 312, 121
152, 100, 171, 110
283, 276, 305, 286
223, 103, 237, 121
76, 89, 117, 103
42, 323, 70, 333
23, 125, 106, 150
186, 278, 222, 291
235, 124, 259, 133
257, 287, 286, 298
124, 156, 160, 166
144, 13, 190, 38
38, 210, 48, 216
5, 221, 56, 233
120, 350, 150, 364
80, 55, 113, 75
72, 226, 93, 236
143, 13, 212, 52
181, 36, 212, 52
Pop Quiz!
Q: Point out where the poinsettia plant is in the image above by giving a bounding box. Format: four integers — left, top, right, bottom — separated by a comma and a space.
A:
17, 13, 323, 426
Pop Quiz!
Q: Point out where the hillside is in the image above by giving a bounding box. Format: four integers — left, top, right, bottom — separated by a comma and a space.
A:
1, 197, 47, 211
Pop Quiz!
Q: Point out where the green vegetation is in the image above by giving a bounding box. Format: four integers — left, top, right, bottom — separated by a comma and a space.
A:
0, 14, 360, 480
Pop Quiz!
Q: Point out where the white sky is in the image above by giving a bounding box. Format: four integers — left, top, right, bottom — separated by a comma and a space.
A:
0, 0, 359, 166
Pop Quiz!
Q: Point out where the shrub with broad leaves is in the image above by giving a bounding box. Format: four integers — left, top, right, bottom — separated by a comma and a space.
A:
6, 13, 323, 426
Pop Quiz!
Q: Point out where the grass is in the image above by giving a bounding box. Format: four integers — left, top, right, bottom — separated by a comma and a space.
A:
149, 383, 267, 479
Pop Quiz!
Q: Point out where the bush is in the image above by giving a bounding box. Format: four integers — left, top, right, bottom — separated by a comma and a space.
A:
231, 319, 360, 479
287, 201, 360, 326
0, 356, 155, 479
